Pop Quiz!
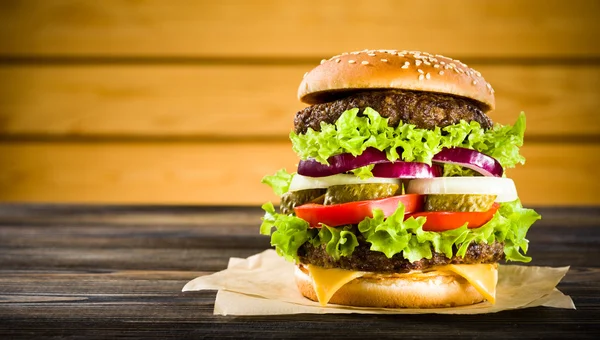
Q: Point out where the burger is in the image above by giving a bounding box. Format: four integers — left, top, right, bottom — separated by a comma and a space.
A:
259, 49, 541, 308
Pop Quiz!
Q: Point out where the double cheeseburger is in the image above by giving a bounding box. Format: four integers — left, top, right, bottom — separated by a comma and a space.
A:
260, 50, 540, 308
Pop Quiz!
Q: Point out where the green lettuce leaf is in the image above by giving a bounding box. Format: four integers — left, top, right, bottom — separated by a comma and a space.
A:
259, 202, 314, 261
350, 164, 375, 179
497, 199, 541, 262
260, 199, 539, 263
442, 164, 481, 177
357, 203, 424, 260
290, 108, 527, 173
261, 169, 294, 196
317, 225, 359, 260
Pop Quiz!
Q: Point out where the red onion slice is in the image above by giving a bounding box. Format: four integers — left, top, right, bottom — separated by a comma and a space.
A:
432, 147, 503, 177
298, 147, 389, 177
372, 162, 442, 178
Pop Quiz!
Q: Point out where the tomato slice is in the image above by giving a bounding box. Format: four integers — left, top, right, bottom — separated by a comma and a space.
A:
407, 203, 500, 231
294, 194, 424, 228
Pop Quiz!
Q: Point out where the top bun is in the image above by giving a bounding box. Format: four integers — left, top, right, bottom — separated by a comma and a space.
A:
298, 49, 495, 111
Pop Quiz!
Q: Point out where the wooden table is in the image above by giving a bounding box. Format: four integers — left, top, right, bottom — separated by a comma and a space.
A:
1, 205, 599, 338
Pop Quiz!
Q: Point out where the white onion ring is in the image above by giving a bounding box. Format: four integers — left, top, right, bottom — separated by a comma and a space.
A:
406, 177, 518, 202
288, 174, 400, 192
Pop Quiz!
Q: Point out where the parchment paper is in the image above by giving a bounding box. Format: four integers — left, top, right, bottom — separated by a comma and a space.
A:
182, 249, 575, 315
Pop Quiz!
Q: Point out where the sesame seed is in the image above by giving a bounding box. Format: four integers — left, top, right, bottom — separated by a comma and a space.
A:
351, 51, 360, 55
417, 69, 424, 74
424, 61, 431, 66
368, 53, 376, 56
335, 59, 341, 63
433, 64, 440, 68
401, 64, 409, 69
361, 60, 369, 65
418, 74, 424, 80
303, 72, 308, 78
440, 61, 446, 65
381, 59, 388, 62
404, 61, 410, 65
475, 70, 482, 77
439, 70, 445, 75
348, 60, 356, 64
426, 73, 431, 79
472, 80, 478, 85
486, 83, 492, 89
415, 60, 422, 66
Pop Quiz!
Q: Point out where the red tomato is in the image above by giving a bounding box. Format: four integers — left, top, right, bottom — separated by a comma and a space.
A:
294, 194, 424, 228
407, 203, 500, 231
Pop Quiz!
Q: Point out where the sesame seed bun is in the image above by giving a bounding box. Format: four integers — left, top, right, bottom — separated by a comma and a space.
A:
298, 49, 495, 111
295, 265, 488, 308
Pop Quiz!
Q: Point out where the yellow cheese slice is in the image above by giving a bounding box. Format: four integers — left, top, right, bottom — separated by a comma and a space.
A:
443, 263, 498, 304
306, 263, 498, 306
306, 265, 366, 306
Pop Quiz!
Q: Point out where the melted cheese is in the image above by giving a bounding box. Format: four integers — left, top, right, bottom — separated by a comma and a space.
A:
306, 263, 498, 306
442, 263, 498, 304
306, 265, 366, 306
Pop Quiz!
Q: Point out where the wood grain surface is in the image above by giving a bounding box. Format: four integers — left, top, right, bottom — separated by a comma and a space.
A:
0, 204, 599, 338
1, 64, 598, 138
1, 0, 598, 58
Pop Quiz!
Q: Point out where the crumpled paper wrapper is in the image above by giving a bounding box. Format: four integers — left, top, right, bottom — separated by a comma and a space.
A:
183, 249, 574, 315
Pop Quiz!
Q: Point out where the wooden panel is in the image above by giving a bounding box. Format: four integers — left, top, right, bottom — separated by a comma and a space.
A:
1, 65, 599, 138
0, 0, 599, 58
0, 142, 597, 206
0, 65, 304, 138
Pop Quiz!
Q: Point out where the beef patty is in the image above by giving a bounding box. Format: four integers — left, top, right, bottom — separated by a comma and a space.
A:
294, 89, 492, 134
298, 237, 505, 273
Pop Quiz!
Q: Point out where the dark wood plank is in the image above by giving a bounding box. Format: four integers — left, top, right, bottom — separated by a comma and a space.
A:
0, 204, 599, 338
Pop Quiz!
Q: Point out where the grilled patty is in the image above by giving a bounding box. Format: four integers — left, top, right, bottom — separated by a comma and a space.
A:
298, 237, 505, 273
294, 89, 492, 134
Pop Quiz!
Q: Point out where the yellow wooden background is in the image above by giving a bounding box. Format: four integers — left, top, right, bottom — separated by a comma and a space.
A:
0, 0, 599, 206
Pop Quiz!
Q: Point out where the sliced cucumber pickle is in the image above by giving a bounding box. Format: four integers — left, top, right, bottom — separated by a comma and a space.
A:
324, 183, 400, 205
425, 194, 496, 212
280, 189, 326, 215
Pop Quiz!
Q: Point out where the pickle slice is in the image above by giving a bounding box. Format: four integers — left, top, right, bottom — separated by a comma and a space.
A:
425, 194, 497, 212
280, 189, 326, 214
324, 183, 400, 205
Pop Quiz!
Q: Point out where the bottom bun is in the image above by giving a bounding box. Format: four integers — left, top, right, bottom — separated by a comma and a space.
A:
295, 265, 486, 308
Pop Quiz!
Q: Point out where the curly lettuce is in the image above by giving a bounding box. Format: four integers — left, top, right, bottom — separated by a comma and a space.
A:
260, 199, 540, 263
260, 202, 314, 261
290, 107, 527, 172
261, 169, 294, 196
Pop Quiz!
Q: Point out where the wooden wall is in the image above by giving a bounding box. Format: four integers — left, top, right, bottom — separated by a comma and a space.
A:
0, 0, 599, 206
